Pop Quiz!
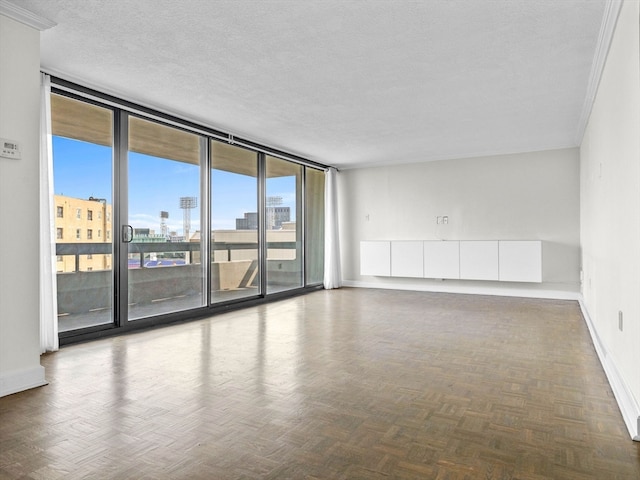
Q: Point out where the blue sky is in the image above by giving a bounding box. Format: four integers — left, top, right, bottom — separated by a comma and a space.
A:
53, 136, 296, 233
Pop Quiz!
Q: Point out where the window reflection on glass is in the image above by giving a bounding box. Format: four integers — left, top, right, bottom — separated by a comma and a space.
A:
306, 167, 325, 285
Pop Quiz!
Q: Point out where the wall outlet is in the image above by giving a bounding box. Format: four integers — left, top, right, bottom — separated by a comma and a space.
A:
618, 310, 623, 331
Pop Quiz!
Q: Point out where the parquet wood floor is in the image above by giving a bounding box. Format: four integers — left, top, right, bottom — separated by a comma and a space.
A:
1, 288, 639, 479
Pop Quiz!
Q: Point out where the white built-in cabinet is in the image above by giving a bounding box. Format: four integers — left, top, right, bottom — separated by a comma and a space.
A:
423, 241, 460, 279
459, 241, 499, 281
360, 240, 542, 283
391, 241, 424, 277
498, 240, 542, 283
360, 241, 391, 276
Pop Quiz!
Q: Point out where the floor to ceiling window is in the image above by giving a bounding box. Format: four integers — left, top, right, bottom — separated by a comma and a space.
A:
50, 81, 326, 343
126, 116, 206, 320
210, 140, 259, 303
305, 167, 325, 285
51, 93, 115, 333
265, 156, 303, 294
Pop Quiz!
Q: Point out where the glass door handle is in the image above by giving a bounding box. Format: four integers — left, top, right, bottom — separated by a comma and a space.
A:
122, 225, 133, 243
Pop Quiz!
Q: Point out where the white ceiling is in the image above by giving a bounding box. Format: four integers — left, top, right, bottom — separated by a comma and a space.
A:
9, 0, 611, 169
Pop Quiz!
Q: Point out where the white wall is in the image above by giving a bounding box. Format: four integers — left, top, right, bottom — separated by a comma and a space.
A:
0, 15, 46, 396
338, 147, 581, 297
580, 0, 640, 440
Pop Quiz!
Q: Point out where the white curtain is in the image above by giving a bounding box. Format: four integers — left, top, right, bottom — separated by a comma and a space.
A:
40, 73, 59, 352
323, 167, 342, 289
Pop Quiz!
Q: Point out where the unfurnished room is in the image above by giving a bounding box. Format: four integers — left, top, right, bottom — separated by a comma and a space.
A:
0, 0, 639, 478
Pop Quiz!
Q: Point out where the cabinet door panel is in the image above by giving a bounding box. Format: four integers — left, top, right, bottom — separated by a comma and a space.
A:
460, 241, 499, 280
424, 241, 460, 279
391, 241, 424, 277
499, 241, 542, 282
360, 241, 391, 276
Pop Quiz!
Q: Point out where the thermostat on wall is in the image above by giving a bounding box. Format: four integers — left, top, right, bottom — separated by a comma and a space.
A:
1, 138, 21, 160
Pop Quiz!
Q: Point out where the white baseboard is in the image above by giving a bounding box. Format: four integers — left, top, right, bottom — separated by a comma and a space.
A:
342, 279, 582, 301
578, 300, 640, 441
0, 365, 47, 397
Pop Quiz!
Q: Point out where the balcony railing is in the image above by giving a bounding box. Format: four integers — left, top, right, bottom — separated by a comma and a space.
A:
56, 241, 301, 331
56, 241, 297, 269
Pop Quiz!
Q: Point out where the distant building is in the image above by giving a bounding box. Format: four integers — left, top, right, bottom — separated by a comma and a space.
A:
54, 195, 112, 273
236, 212, 258, 230
132, 234, 166, 243
269, 207, 290, 229
236, 207, 290, 230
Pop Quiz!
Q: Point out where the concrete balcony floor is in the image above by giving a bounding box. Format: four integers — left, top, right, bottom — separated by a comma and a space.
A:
58, 288, 259, 332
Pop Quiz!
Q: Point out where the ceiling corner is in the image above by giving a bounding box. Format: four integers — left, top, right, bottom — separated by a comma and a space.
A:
0, 0, 56, 30
573, 0, 624, 145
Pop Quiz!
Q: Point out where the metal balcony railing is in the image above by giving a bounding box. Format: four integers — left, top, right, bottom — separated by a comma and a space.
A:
56, 241, 298, 271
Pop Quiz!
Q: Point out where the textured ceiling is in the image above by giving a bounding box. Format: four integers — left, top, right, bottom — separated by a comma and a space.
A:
10, 0, 609, 169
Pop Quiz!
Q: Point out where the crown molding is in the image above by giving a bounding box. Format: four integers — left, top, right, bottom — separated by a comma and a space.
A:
574, 0, 623, 145
0, 0, 56, 30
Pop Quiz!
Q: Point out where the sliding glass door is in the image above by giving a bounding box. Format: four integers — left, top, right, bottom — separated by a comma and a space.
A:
126, 116, 205, 320
266, 156, 303, 293
305, 167, 325, 285
51, 93, 115, 332
210, 140, 260, 303
51, 84, 326, 342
